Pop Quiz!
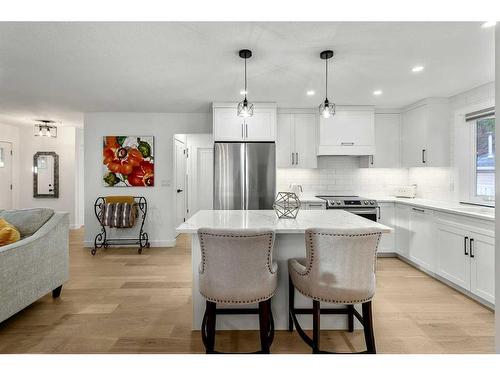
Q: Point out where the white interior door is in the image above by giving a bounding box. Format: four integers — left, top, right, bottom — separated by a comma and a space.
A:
0, 142, 13, 209
187, 134, 214, 217
174, 139, 187, 227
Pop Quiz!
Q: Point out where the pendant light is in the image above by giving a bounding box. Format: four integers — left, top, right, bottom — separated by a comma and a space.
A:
319, 50, 336, 119
237, 49, 254, 118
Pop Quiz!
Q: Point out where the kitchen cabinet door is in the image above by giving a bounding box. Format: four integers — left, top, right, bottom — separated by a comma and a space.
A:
470, 232, 495, 304
408, 207, 435, 271
293, 113, 317, 168
436, 223, 471, 290
277, 114, 293, 167
395, 204, 410, 257
401, 105, 426, 167
213, 107, 245, 141
361, 113, 400, 168
377, 203, 395, 253
245, 108, 276, 141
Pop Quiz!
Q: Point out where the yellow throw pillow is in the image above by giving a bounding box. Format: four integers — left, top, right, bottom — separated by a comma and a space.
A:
0, 218, 21, 246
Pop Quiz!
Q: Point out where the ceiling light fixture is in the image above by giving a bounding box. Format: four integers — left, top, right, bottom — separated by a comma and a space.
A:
481, 21, 497, 28
306, 90, 315, 96
34, 120, 58, 138
319, 50, 336, 119
237, 49, 254, 118
412, 65, 424, 73
373, 90, 383, 96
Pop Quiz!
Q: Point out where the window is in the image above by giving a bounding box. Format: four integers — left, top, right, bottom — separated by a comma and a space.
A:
462, 107, 495, 206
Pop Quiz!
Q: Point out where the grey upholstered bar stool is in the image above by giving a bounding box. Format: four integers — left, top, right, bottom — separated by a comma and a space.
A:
288, 227, 382, 354
198, 228, 278, 354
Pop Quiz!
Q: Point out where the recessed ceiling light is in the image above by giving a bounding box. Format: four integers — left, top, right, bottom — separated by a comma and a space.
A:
481, 21, 497, 28
240, 90, 247, 95
306, 90, 315, 96
412, 65, 424, 73
373, 90, 383, 96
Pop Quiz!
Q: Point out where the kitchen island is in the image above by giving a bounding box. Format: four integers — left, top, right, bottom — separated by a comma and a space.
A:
176, 209, 392, 331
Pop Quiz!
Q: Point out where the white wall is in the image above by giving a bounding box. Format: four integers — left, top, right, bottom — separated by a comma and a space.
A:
0, 123, 20, 208
83, 112, 211, 247
17, 126, 77, 227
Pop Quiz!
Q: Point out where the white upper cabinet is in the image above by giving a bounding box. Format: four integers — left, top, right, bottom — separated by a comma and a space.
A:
400, 98, 449, 167
317, 107, 375, 156
213, 103, 277, 142
360, 112, 400, 168
277, 110, 318, 168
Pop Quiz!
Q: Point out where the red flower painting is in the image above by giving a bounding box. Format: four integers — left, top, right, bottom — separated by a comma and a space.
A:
102, 136, 154, 187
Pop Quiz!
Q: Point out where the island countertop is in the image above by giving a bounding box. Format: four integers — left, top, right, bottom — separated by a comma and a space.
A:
176, 209, 392, 234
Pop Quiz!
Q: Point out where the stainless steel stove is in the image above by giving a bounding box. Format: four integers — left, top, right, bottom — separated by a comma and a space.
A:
315, 195, 379, 221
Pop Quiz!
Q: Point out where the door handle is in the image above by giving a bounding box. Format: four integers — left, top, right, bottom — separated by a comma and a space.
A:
245, 123, 248, 138
422, 149, 426, 164
341, 142, 355, 146
295, 152, 299, 165
376, 206, 381, 220
241, 124, 244, 138
370, 155, 374, 165
411, 207, 425, 213
464, 236, 469, 256
469, 238, 474, 258
177, 189, 183, 193
291, 153, 295, 165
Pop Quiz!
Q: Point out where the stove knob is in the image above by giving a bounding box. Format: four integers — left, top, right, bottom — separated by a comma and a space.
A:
370, 200, 375, 205
336, 201, 342, 205
364, 201, 369, 205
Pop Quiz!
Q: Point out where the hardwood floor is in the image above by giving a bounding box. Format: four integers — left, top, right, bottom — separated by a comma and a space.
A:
0, 229, 494, 353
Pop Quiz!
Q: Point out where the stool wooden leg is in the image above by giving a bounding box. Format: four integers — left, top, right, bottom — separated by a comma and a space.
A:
288, 275, 294, 332
259, 300, 271, 353
312, 300, 320, 354
347, 304, 354, 332
206, 301, 217, 354
362, 301, 376, 354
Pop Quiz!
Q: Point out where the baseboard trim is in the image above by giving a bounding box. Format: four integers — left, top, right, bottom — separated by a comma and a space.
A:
377, 252, 397, 258
82, 239, 176, 248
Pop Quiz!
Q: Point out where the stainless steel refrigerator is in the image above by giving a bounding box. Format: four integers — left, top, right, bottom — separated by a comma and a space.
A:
214, 142, 276, 210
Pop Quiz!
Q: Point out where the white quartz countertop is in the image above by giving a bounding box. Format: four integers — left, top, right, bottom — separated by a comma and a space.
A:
373, 197, 495, 221
176, 210, 392, 234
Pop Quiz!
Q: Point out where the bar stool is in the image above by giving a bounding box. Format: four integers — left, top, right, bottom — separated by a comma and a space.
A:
198, 228, 278, 354
288, 227, 382, 354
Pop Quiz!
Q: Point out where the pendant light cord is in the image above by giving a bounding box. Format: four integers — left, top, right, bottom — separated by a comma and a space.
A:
325, 57, 328, 100
244, 57, 248, 100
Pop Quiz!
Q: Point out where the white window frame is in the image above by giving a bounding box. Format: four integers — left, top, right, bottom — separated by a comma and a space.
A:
456, 100, 495, 207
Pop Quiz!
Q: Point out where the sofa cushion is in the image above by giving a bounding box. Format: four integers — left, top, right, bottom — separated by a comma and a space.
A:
0, 208, 54, 238
0, 218, 21, 246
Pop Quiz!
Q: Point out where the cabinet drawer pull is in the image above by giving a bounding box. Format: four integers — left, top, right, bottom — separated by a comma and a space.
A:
469, 238, 474, 258
245, 123, 248, 138
308, 204, 323, 207
370, 155, 374, 165
411, 207, 425, 213
422, 149, 426, 164
241, 124, 244, 138
464, 236, 469, 256
291, 153, 295, 165
341, 142, 355, 146
296, 152, 299, 165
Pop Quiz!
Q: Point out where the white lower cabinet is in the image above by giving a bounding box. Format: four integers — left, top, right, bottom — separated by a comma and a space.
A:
377, 202, 395, 254
408, 207, 436, 271
435, 216, 495, 304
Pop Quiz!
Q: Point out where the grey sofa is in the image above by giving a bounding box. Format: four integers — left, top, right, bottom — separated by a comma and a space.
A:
0, 208, 69, 323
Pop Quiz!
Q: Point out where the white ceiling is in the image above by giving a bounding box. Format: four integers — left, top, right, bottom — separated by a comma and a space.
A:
0, 22, 495, 128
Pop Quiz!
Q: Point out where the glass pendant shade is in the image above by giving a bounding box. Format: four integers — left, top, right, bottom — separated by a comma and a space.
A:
319, 98, 335, 119
237, 98, 254, 118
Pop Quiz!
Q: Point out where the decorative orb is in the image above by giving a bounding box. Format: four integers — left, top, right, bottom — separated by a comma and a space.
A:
273, 192, 301, 219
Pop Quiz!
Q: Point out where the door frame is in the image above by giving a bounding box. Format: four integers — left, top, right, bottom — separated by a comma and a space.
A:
173, 135, 188, 232
0, 140, 13, 209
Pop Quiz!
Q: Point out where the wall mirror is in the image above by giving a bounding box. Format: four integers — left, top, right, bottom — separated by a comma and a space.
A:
33, 152, 59, 198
